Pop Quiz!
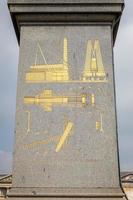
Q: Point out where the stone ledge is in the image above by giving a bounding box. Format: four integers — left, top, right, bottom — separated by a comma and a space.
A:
8, 0, 124, 5
8, 187, 125, 198
8, 0, 124, 43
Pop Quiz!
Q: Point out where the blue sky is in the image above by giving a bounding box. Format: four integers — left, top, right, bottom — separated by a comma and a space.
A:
0, 0, 133, 174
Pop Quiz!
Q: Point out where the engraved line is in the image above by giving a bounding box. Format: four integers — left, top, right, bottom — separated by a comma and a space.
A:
55, 122, 73, 152
24, 135, 60, 149
25, 111, 31, 134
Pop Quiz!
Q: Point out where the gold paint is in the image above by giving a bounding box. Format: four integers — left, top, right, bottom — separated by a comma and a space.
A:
25, 111, 31, 133
55, 122, 73, 152
24, 90, 87, 112
82, 95, 86, 104
26, 38, 70, 82
96, 114, 104, 132
82, 40, 107, 82
36, 43, 48, 65
91, 94, 95, 106
24, 121, 74, 152
25, 39, 108, 83
24, 135, 60, 149
96, 121, 101, 131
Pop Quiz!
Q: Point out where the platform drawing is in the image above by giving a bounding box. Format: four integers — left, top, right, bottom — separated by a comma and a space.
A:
26, 38, 70, 82
23, 90, 93, 112
55, 121, 73, 152
82, 40, 107, 82
96, 113, 104, 132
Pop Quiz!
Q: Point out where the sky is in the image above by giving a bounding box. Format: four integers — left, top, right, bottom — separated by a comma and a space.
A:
0, 0, 133, 174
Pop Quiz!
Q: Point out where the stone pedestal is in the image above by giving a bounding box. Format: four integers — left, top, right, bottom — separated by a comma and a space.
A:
8, 0, 126, 199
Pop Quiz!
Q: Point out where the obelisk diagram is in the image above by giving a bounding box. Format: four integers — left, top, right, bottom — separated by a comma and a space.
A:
8, 0, 126, 199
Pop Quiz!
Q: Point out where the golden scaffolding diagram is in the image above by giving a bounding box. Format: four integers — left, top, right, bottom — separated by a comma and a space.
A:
25, 38, 108, 83
82, 40, 107, 82
23, 38, 107, 154
26, 38, 70, 82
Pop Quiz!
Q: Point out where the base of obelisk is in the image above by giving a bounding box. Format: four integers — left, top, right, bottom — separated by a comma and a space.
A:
7, 187, 127, 200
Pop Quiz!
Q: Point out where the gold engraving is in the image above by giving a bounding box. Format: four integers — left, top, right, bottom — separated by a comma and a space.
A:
24, 135, 60, 149
96, 114, 104, 132
26, 38, 70, 82
25, 39, 108, 83
82, 40, 107, 82
24, 121, 74, 152
55, 122, 73, 152
25, 111, 31, 133
24, 90, 87, 112
91, 94, 95, 106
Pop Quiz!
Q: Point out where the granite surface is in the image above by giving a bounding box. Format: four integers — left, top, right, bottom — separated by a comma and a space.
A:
11, 25, 119, 188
